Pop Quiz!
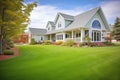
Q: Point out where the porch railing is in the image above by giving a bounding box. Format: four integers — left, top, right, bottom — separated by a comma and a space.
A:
65, 38, 81, 42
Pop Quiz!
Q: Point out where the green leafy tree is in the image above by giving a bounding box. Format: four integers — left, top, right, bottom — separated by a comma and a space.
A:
112, 17, 120, 41
0, 0, 37, 54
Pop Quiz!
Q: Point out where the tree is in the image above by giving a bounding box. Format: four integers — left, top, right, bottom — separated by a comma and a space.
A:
0, 0, 37, 54
112, 17, 120, 41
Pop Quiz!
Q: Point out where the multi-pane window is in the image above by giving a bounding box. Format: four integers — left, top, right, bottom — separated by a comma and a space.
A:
92, 31, 101, 41
65, 34, 69, 38
76, 32, 81, 38
56, 35, 63, 40
58, 22, 61, 28
85, 30, 89, 36
92, 20, 101, 29
48, 27, 50, 30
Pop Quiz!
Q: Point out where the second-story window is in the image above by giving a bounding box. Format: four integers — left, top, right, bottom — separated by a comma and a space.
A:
58, 22, 61, 28
48, 27, 50, 30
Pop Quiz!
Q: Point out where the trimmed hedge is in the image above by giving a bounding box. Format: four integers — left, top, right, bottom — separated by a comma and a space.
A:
3, 50, 14, 55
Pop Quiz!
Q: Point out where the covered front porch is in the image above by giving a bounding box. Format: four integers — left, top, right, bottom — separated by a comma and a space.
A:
55, 28, 89, 43
45, 28, 107, 43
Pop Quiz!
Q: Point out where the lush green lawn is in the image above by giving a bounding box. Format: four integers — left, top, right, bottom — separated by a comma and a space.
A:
0, 45, 120, 80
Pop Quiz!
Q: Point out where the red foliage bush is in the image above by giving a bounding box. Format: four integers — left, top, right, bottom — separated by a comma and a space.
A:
94, 42, 105, 47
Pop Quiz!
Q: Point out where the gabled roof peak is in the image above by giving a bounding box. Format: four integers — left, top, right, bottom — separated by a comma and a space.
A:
76, 7, 100, 17
58, 12, 74, 20
46, 21, 55, 28
61, 7, 107, 31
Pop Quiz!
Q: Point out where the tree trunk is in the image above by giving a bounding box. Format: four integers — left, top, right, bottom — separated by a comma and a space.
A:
0, 7, 5, 55
0, 24, 3, 55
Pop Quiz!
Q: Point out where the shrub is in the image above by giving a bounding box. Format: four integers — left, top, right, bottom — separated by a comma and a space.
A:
5, 39, 14, 49
103, 42, 114, 46
56, 41, 63, 45
83, 36, 91, 43
61, 42, 66, 46
73, 43, 79, 47
3, 50, 14, 55
80, 42, 96, 47
88, 42, 96, 47
79, 42, 87, 47
64, 39, 74, 46
43, 40, 50, 45
30, 38, 36, 45
93, 42, 105, 47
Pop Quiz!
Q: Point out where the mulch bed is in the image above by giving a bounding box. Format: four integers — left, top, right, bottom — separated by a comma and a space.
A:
0, 47, 19, 61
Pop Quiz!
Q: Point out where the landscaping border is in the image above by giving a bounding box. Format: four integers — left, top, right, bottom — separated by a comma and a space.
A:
0, 47, 19, 61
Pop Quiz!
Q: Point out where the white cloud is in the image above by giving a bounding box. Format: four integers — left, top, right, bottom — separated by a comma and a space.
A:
101, 1, 120, 24
28, 5, 89, 28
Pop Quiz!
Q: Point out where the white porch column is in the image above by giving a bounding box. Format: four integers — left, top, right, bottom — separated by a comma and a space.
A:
28, 33, 31, 44
72, 30, 74, 39
81, 29, 84, 42
50, 34, 52, 42
93, 31, 94, 42
89, 29, 92, 42
101, 30, 103, 42
63, 33, 65, 41
55, 34, 57, 41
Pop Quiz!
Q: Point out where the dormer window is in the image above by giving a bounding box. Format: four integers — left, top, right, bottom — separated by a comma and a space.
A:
92, 20, 101, 29
58, 22, 61, 28
48, 27, 50, 30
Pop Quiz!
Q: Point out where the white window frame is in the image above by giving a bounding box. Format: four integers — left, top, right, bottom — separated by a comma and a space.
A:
92, 30, 101, 42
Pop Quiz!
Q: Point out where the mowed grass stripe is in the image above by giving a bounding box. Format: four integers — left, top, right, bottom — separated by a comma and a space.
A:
0, 45, 120, 80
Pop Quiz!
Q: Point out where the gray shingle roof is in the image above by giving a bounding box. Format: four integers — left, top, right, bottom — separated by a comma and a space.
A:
46, 21, 55, 28
46, 7, 100, 34
64, 7, 100, 31
59, 12, 74, 20
49, 21, 55, 27
29, 28, 47, 35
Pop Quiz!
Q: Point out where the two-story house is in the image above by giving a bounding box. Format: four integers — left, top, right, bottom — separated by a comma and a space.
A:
29, 7, 110, 43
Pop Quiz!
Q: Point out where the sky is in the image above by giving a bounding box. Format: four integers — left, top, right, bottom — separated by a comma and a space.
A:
25, 0, 120, 29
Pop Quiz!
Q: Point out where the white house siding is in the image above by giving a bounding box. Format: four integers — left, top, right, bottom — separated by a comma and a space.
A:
65, 20, 73, 27
46, 22, 55, 31
85, 12, 106, 30
85, 12, 107, 42
44, 35, 49, 40
32, 34, 44, 42
47, 23, 52, 31
52, 27, 55, 30
55, 15, 65, 30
